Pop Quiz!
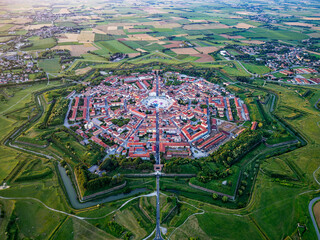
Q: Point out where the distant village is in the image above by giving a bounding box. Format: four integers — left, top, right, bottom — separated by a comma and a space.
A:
65, 71, 252, 164
232, 42, 320, 84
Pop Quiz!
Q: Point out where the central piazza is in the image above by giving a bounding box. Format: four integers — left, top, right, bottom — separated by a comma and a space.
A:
142, 93, 174, 109
65, 71, 250, 161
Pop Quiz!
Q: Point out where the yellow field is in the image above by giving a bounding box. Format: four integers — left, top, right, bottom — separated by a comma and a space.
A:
75, 66, 92, 75
189, 19, 208, 23
127, 34, 159, 41
11, 17, 32, 24
52, 44, 98, 56
152, 22, 181, 28
193, 54, 214, 62
57, 33, 79, 43
241, 40, 265, 44
171, 48, 199, 55
302, 17, 320, 20
220, 34, 245, 39
24, 24, 53, 30
183, 23, 230, 30
234, 23, 256, 29
236, 11, 256, 15
54, 8, 70, 14
78, 31, 95, 43
143, 8, 167, 14
128, 53, 141, 58
284, 22, 313, 27
195, 46, 220, 54
314, 201, 320, 229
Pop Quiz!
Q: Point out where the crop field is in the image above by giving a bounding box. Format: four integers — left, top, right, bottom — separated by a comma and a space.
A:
53, 43, 98, 56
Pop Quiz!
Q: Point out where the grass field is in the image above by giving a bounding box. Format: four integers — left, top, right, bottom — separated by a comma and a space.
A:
239, 28, 309, 41
38, 58, 61, 73
222, 61, 251, 77
0, 82, 61, 180
23, 36, 56, 51
98, 40, 138, 54
240, 62, 271, 74
0, 24, 13, 32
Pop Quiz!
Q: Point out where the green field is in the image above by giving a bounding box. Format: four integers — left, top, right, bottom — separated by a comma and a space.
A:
222, 61, 251, 77
240, 62, 271, 75
239, 28, 309, 41
23, 36, 56, 51
38, 58, 61, 73
0, 82, 62, 180
97, 40, 138, 54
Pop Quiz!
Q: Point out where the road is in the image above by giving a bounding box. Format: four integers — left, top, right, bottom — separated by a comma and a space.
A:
154, 71, 163, 240
154, 176, 162, 240
156, 71, 159, 97
206, 98, 211, 134
104, 97, 109, 117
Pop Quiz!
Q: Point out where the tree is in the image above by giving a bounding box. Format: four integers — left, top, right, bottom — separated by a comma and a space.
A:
222, 196, 228, 202
212, 193, 218, 200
